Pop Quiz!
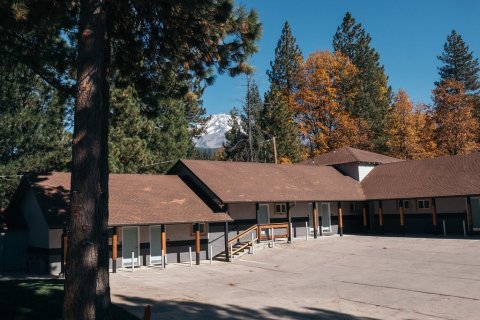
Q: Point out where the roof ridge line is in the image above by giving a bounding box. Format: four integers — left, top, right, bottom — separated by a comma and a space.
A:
344, 146, 360, 162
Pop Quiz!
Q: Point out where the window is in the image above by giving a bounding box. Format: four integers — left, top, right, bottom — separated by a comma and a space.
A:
275, 203, 287, 215
191, 223, 207, 236
397, 200, 410, 209
417, 199, 430, 210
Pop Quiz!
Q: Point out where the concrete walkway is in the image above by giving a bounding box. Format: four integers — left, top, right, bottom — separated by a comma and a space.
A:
110, 235, 480, 319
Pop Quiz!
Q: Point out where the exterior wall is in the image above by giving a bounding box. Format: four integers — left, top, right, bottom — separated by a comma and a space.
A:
335, 163, 359, 181
2, 231, 28, 271
20, 188, 51, 274
358, 165, 375, 181
48, 229, 63, 275
114, 223, 210, 268
369, 197, 469, 234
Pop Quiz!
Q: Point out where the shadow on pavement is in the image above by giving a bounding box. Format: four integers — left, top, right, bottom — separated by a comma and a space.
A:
115, 294, 379, 320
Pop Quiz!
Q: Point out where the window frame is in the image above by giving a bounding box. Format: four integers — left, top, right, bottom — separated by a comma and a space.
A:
190, 223, 207, 236
416, 199, 431, 210
274, 203, 287, 215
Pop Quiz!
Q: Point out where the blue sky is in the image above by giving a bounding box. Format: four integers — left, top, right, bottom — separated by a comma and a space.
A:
202, 0, 480, 115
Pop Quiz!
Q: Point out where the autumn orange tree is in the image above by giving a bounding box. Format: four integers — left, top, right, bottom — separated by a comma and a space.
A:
432, 79, 479, 155
294, 51, 371, 156
384, 90, 437, 159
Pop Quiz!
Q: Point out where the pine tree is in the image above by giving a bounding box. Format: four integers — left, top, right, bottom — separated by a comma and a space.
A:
333, 12, 392, 148
433, 79, 478, 155
437, 30, 480, 93
263, 21, 303, 162
223, 108, 249, 161
262, 90, 303, 162
241, 77, 265, 162
0, 58, 70, 209
267, 21, 303, 98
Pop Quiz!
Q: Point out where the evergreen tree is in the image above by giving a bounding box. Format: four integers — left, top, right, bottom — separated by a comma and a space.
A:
262, 21, 303, 162
333, 12, 392, 148
437, 30, 480, 93
241, 77, 265, 162
266, 21, 302, 98
1, 1, 262, 318
223, 108, 249, 161
262, 90, 303, 162
0, 57, 70, 209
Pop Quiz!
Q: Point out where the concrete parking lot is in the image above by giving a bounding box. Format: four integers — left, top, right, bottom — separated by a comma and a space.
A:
110, 235, 480, 319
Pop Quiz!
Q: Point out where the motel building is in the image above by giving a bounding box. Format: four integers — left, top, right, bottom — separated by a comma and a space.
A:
1, 147, 479, 275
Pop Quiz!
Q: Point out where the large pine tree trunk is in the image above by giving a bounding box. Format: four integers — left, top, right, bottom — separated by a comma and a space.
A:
63, 0, 111, 319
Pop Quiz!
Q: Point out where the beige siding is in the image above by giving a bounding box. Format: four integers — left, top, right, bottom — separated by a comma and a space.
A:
21, 188, 49, 248
228, 203, 256, 220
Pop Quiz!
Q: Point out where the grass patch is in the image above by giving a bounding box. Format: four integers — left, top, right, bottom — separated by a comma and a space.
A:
0, 279, 138, 320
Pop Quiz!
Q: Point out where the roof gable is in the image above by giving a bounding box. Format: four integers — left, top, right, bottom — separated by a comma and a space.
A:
25, 173, 231, 228
303, 147, 402, 166
175, 160, 366, 203
361, 153, 480, 199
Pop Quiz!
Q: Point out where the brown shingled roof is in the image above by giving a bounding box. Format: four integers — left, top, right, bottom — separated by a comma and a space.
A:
27, 173, 231, 228
175, 160, 365, 203
302, 147, 402, 166
361, 152, 480, 200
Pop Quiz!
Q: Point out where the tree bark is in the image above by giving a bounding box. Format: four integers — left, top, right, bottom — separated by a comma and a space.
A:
63, 0, 111, 319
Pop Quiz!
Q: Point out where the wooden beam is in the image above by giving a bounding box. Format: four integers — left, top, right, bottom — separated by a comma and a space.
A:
224, 222, 230, 262
399, 200, 405, 235
378, 201, 384, 234
338, 202, 343, 236
161, 225, 167, 267
286, 202, 292, 243
431, 198, 437, 236
466, 196, 473, 235
362, 204, 368, 234
195, 223, 201, 265
313, 202, 318, 239
112, 227, 118, 273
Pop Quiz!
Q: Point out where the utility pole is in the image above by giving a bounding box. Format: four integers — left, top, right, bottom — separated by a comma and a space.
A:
247, 76, 254, 162
273, 136, 278, 164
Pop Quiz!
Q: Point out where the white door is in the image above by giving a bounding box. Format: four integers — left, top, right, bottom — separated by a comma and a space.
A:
150, 226, 162, 265
320, 203, 331, 232
257, 204, 270, 224
122, 226, 139, 268
472, 197, 480, 231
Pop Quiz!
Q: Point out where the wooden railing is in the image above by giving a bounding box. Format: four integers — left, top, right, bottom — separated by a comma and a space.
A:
258, 223, 289, 241
225, 223, 290, 260
228, 224, 259, 258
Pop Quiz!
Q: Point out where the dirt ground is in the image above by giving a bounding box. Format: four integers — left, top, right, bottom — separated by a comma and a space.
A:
110, 235, 480, 319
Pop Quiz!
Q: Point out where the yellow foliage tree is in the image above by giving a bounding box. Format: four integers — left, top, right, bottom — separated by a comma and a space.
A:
384, 90, 437, 159
294, 50, 372, 156
433, 79, 479, 155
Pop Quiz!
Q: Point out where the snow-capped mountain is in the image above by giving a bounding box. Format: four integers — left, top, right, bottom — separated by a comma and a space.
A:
194, 113, 233, 149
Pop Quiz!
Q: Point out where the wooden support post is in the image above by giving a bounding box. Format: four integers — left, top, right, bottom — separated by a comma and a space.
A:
112, 227, 118, 273
362, 204, 368, 234
313, 202, 318, 239
61, 229, 68, 274
195, 223, 201, 265
466, 196, 473, 235
378, 200, 384, 234
161, 225, 167, 267
399, 200, 405, 235
224, 222, 230, 262
143, 305, 152, 320
287, 202, 292, 243
338, 202, 343, 236
431, 198, 438, 236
